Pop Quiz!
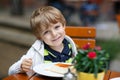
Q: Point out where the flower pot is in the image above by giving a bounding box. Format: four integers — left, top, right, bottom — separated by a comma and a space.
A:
77, 71, 105, 80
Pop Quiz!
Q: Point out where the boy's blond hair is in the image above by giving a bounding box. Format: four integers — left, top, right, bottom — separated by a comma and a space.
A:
30, 6, 66, 39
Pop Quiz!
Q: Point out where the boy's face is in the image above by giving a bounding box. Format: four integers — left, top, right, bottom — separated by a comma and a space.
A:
40, 22, 65, 47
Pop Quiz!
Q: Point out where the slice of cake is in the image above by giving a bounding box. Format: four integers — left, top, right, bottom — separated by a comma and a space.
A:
46, 63, 72, 74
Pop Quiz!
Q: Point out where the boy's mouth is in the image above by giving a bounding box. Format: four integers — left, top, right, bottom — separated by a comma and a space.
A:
52, 36, 61, 42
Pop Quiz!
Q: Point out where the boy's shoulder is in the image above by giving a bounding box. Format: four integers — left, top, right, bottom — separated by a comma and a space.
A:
65, 35, 73, 41
32, 40, 43, 50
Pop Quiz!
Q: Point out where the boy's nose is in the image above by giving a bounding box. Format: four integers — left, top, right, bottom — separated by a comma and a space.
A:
51, 30, 57, 37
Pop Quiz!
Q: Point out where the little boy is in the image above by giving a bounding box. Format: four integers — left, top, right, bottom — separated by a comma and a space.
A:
8, 6, 77, 75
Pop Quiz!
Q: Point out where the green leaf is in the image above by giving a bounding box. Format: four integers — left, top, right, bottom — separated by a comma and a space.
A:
94, 59, 98, 78
83, 61, 91, 71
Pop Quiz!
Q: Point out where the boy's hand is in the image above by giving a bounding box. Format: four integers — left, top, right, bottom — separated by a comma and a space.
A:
21, 58, 32, 72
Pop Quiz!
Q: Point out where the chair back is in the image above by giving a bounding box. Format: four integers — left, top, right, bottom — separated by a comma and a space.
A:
65, 26, 96, 48
116, 14, 120, 33
103, 70, 120, 80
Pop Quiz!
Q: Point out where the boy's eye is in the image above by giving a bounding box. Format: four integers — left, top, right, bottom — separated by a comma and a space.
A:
43, 31, 49, 35
55, 26, 60, 29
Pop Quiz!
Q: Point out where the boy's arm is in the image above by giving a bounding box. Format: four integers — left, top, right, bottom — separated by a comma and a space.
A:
8, 47, 34, 75
8, 55, 27, 75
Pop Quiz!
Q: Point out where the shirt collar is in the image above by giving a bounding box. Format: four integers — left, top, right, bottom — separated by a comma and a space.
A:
32, 40, 44, 56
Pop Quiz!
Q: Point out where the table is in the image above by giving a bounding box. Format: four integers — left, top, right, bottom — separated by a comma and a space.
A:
103, 70, 120, 80
4, 70, 120, 80
32, 71, 120, 80
3, 73, 63, 80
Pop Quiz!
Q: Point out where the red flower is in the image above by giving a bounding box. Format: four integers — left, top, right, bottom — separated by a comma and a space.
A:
87, 51, 97, 59
82, 43, 90, 50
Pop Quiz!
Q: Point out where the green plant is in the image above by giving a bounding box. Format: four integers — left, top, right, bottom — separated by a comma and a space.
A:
96, 39, 120, 60
73, 43, 110, 77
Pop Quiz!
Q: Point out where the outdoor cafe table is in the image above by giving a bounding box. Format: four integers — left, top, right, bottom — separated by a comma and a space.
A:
3, 70, 120, 80
3, 73, 63, 80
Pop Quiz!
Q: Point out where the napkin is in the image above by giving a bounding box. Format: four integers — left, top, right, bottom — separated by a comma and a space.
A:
110, 77, 120, 80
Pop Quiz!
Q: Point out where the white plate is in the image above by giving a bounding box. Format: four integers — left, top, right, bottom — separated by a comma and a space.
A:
33, 63, 70, 77
110, 77, 120, 80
